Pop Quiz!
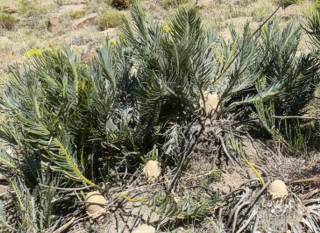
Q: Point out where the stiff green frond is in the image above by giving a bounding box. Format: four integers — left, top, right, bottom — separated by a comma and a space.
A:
11, 179, 39, 233
306, 10, 320, 48
223, 21, 320, 119
147, 191, 217, 223
0, 149, 19, 174
96, 45, 117, 89
220, 24, 259, 113
0, 200, 14, 233
50, 138, 96, 187
9, 176, 58, 233
254, 100, 281, 140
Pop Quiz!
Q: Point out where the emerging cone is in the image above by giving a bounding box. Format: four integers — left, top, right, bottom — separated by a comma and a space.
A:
143, 160, 161, 181
132, 224, 155, 233
85, 191, 107, 219
199, 92, 220, 116
267, 179, 288, 200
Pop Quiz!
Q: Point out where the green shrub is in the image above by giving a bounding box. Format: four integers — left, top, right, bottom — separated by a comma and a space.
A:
69, 10, 86, 19
0, 14, 16, 30
97, 9, 125, 30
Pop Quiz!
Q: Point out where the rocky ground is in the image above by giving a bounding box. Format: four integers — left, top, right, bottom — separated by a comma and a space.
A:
0, 0, 313, 75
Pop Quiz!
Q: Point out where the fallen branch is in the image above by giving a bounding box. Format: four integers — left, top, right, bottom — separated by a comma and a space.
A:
290, 176, 320, 185
272, 115, 320, 120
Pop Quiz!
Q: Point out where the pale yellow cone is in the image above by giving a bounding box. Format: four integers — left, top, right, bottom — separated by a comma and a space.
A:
199, 92, 220, 115
85, 191, 107, 219
143, 160, 161, 180
132, 224, 156, 233
267, 180, 288, 200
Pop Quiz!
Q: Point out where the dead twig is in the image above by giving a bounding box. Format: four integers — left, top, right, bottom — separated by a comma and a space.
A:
232, 200, 251, 233
235, 209, 257, 233
290, 176, 320, 185
217, 135, 238, 165
272, 115, 320, 120
52, 217, 75, 233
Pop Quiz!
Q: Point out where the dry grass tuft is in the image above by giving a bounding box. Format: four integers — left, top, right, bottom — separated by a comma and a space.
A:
69, 10, 86, 19
97, 9, 125, 30
18, 0, 48, 16
0, 14, 16, 30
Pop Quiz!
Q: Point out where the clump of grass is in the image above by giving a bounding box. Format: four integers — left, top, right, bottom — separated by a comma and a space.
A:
97, 10, 125, 30
69, 10, 86, 19
18, 0, 47, 16
0, 14, 16, 30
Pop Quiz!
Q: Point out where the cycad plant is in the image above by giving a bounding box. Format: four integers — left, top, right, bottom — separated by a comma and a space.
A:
0, 3, 319, 232
1, 49, 108, 187
220, 20, 320, 148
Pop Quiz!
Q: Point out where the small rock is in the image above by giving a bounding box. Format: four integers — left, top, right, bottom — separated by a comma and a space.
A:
132, 224, 155, 233
48, 14, 64, 33
72, 13, 97, 30
99, 28, 118, 39
85, 191, 107, 219
0, 6, 18, 14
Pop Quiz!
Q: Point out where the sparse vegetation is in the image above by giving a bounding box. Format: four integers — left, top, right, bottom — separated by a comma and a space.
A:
0, 14, 16, 30
18, 0, 47, 16
160, 0, 191, 9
